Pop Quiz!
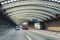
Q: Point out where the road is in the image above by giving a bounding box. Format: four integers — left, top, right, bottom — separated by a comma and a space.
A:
0, 29, 60, 40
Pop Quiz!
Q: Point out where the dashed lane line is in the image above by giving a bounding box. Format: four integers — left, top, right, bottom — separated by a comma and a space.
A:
26, 35, 32, 40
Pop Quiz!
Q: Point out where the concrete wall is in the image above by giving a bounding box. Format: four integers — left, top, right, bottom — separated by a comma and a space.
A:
46, 20, 60, 31
0, 25, 9, 28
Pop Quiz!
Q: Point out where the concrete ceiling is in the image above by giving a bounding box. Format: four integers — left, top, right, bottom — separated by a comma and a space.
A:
0, 0, 60, 24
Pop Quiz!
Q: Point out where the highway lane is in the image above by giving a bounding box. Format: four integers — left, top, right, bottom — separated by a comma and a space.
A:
0, 29, 28, 40
0, 29, 59, 40
23, 30, 47, 40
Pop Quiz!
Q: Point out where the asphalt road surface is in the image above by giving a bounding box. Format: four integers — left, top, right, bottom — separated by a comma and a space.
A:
0, 29, 60, 40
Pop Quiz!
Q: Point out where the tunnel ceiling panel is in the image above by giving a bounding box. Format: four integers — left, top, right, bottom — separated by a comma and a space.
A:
0, 0, 60, 24
6, 6, 60, 14
8, 12, 51, 19
2, 1, 60, 9
7, 10, 56, 17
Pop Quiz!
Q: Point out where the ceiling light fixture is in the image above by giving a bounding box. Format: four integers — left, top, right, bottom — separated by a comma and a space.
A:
57, 0, 60, 2
13, 0, 17, 1
54, 0, 57, 2
52, 0, 55, 1
4, 1, 8, 4
1, 2, 4, 5
10, 0, 14, 2
7, 1, 11, 3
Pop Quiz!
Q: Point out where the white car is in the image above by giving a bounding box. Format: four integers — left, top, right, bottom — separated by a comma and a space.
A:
15, 26, 20, 30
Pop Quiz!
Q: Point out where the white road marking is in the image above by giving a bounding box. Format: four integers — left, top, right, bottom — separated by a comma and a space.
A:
26, 35, 32, 40
50, 35, 60, 39
50, 35, 58, 38
52, 32, 56, 34
50, 35, 55, 36
58, 33, 60, 35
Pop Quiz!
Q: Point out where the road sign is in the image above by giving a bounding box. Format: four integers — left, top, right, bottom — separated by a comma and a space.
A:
32, 18, 38, 21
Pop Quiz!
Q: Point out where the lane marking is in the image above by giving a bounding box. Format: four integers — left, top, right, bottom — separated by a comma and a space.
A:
50, 35, 60, 39
50, 35, 59, 37
52, 32, 56, 34
26, 35, 32, 40
58, 33, 60, 35
50, 35, 55, 36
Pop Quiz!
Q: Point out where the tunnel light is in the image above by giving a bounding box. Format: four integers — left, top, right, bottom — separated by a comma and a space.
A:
13, 0, 17, 1
57, 0, 60, 2
54, 0, 57, 2
52, 0, 55, 1
47, 6, 50, 7
10, 0, 14, 2
51, 6, 54, 8
48, 6, 52, 8
54, 7, 59, 10
1, 2, 4, 5
58, 9, 60, 10
22, 22, 28, 25
53, 7, 59, 10
49, 0, 60, 2
4, 1, 8, 4
7, 1, 11, 3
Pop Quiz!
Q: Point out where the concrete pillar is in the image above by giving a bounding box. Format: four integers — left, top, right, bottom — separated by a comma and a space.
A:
40, 22, 46, 30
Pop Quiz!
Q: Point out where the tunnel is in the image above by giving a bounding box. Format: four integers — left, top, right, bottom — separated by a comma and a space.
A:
0, 0, 60, 40
0, 0, 60, 31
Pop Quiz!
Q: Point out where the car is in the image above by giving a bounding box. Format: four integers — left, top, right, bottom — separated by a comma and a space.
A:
15, 28, 20, 30
22, 25, 28, 30
15, 26, 20, 30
